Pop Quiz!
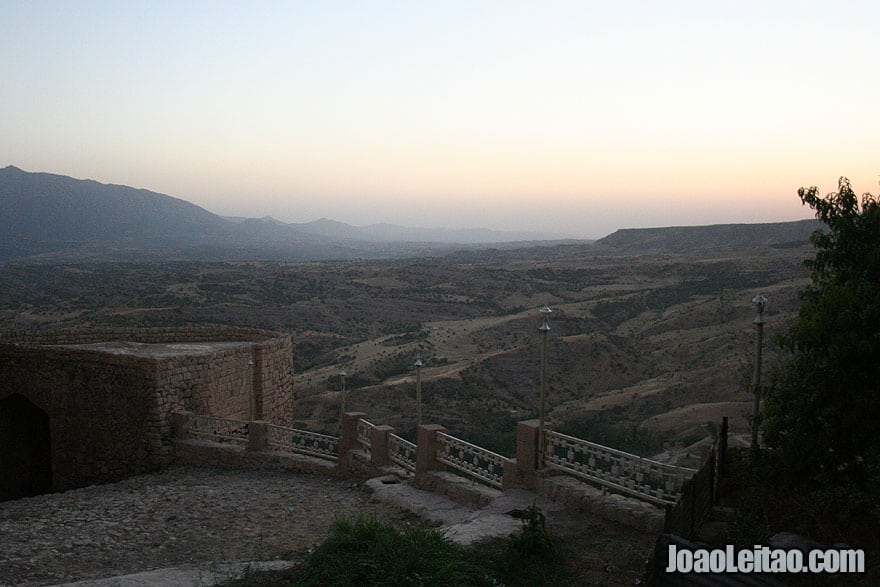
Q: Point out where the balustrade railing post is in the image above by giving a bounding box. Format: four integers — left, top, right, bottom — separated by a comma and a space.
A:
512, 419, 541, 489
338, 411, 368, 474
370, 425, 395, 467
339, 412, 367, 454
247, 420, 268, 452
415, 424, 447, 481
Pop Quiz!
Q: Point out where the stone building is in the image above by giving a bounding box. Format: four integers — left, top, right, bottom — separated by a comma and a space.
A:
0, 327, 293, 501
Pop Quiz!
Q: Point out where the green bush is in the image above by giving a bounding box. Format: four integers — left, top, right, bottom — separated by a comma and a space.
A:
293, 516, 493, 586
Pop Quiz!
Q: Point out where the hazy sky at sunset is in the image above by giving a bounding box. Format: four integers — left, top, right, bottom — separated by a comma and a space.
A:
2, 1, 878, 238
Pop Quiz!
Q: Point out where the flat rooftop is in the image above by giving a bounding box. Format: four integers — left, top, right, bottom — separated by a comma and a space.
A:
52, 341, 254, 359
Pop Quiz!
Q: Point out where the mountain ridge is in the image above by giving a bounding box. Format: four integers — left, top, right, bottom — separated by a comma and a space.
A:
594, 219, 821, 254
2, 166, 819, 262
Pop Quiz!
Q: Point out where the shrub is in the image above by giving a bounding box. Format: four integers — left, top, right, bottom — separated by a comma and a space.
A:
294, 516, 493, 586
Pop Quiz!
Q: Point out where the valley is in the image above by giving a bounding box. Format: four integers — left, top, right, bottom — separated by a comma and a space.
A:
0, 239, 812, 463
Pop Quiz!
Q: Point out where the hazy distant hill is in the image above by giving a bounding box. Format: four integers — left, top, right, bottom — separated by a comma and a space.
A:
0, 166, 231, 260
593, 220, 822, 255
0, 166, 576, 263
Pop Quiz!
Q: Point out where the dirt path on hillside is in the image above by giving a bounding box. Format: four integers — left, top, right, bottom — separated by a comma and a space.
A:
0, 467, 404, 586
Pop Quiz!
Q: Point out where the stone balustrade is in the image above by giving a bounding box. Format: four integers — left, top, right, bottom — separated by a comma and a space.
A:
172, 411, 697, 532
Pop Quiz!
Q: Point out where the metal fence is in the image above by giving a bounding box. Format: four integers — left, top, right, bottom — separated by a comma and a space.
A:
266, 424, 339, 461
388, 433, 417, 474
641, 418, 729, 585
544, 430, 695, 505
663, 417, 728, 538
436, 432, 507, 489
188, 414, 249, 446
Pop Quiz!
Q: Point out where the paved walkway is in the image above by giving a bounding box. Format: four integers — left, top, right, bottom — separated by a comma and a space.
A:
366, 475, 567, 545
2, 467, 654, 586
0, 467, 401, 586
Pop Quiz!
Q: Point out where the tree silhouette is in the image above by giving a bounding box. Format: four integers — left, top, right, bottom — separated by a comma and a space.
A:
763, 177, 880, 485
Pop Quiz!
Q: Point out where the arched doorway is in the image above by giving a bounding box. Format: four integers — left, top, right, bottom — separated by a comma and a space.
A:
0, 394, 53, 501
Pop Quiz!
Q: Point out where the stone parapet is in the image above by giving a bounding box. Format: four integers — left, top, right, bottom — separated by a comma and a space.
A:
535, 474, 664, 533
413, 471, 501, 509
174, 439, 337, 477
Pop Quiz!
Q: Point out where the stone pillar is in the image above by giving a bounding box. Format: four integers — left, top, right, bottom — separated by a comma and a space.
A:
247, 420, 268, 452
513, 419, 541, 489
415, 424, 447, 481
370, 425, 395, 467
336, 411, 368, 477
501, 459, 519, 491
339, 411, 368, 456
171, 411, 191, 438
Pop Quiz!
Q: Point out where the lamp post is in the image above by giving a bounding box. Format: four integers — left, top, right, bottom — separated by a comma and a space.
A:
750, 294, 767, 457
339, 367, 347, 433
414, 354, 424, 429
538, 305, 552, 467
247, 358, 255, 421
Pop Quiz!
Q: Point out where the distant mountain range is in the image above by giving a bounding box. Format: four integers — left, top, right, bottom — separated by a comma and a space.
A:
1, 166, 820, 263
0, 166, 577, 263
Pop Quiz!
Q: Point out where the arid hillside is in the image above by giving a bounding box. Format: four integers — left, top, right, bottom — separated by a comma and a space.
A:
0, 240, 811, 463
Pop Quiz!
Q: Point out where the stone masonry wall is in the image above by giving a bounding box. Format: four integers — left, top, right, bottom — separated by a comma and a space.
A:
0, 345, 161, 492
0, 327, 294, 494
156, 348, 254, 421
257, 335, 294, 426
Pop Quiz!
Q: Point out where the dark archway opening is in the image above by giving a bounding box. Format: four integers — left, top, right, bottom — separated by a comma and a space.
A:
0, 394, 53, 501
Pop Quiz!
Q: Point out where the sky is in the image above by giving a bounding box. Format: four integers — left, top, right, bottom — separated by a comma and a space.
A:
1, 1, 878, 239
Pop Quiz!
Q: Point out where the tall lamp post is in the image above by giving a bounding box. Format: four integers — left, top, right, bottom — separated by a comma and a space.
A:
750, 294, 767, 457
248, 358, 255, 421
538, 305, 552, 467
339, 367, 347, 433
414, 354, 424, 429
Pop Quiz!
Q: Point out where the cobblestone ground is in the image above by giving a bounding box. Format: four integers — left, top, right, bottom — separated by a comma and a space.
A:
0, 466, 402, 586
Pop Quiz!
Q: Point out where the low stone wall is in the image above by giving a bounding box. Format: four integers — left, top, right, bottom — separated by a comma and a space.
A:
412, 471, 500, 509
535, 474, 664, 533
173, 439, 336, 478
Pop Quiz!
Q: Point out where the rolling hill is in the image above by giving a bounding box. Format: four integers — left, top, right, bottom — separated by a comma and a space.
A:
0, 166, 573, 263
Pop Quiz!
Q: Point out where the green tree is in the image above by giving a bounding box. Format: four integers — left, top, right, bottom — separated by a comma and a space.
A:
763, 177, 880, 485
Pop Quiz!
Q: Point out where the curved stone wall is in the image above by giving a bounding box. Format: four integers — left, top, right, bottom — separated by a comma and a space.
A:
0, 327, 294, 496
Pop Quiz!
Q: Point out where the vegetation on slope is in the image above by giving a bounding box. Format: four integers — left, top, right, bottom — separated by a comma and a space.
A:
764, 177, 880, 488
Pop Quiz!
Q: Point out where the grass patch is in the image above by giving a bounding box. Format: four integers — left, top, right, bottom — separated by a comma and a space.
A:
293, 516, 494, 586
226, 512, 589, 586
